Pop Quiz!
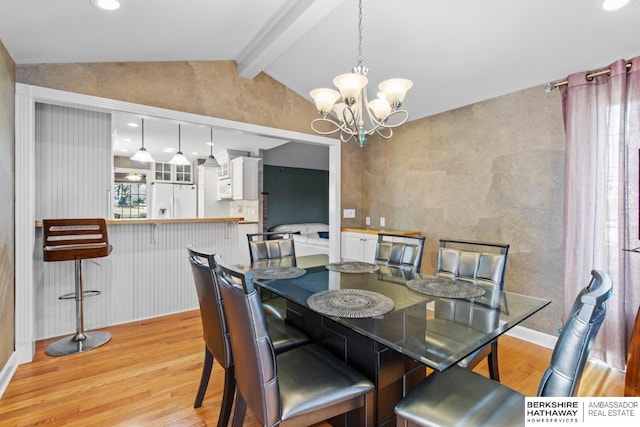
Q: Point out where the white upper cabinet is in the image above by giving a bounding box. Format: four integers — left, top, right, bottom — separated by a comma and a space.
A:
154, 162, 193, 183
231, 157, 260, 200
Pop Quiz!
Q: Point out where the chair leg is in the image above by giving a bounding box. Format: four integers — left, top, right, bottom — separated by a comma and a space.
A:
364, 390, 375, 427
218, 366, 235, 427
487, 340, 500, 382
231, 391, 247, 427
194, 347, 214, 408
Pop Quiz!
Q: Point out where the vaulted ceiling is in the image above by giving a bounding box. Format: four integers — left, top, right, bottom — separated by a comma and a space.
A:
2, 0, 640, 157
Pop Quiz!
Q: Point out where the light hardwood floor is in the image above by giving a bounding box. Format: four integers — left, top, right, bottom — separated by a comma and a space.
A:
0, 310, 625, 426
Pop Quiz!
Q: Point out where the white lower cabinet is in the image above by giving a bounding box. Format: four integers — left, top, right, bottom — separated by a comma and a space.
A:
341, 231, 378, 262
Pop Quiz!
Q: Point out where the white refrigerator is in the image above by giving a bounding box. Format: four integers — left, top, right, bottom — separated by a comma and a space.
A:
149, 182, 197, 219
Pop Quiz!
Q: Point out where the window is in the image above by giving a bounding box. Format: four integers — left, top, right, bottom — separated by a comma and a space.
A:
114, 181, 147, 219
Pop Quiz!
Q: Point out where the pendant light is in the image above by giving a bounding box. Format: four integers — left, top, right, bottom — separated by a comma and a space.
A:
169, 124, 190, 166
130, 118, 155, 163
203, 128, 220, 168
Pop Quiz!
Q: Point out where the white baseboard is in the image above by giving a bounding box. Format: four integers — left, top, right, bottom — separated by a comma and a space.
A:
505, 324, 558, 350
0, 352, 19, 399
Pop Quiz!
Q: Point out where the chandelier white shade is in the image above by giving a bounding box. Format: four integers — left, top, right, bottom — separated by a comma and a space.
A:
333, 73, 368, 103
378, 78, 413, 107
130, 119, 155, 163
309, 88, 340, 115
169, 124, 190, 166
310, 0, 412, 147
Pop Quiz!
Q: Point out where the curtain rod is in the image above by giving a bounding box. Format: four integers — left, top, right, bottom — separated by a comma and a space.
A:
545, 62, 633, 92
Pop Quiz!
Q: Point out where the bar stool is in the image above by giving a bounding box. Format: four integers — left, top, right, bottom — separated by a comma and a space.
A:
42, 218, 112, 356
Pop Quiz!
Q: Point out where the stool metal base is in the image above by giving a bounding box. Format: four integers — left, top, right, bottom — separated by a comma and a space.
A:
45, 331, 112, 357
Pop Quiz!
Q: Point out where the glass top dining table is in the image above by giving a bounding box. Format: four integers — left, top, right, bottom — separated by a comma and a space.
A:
251, 255, 551, 372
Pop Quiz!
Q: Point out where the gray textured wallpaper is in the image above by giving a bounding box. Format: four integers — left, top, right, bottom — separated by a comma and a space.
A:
0, 40, 15, 371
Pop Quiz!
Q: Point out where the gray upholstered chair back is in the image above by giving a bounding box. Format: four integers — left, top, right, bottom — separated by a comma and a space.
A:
537, 269, 612, 397
437, 239, 509, 289
435, 281, 501, 331
186, 246, 233, 369
247, 232, 297, 266
375, 234, 426, 273
214, 254, 281, 427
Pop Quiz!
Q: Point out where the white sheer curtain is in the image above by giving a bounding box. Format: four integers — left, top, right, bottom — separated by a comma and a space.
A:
560, 57, 640, 370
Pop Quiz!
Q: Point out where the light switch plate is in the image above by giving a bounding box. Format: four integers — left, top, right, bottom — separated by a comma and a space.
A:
380, 217, 386, 227
365, 216, 371, 225
343, 208, 356, 218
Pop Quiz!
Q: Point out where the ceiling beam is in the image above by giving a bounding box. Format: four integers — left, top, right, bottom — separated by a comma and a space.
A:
236, 0, 344, 80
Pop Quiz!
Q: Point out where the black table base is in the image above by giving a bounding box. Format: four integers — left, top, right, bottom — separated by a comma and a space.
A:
285, 302, 426, 427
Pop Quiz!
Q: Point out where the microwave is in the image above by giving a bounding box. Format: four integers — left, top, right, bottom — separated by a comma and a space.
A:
218, 178, 232, 199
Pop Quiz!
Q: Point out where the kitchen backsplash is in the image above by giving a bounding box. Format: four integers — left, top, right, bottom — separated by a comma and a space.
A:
230, 199, 259, 222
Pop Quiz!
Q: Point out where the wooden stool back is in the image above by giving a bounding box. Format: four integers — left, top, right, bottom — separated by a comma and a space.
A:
43, 218, 110, 262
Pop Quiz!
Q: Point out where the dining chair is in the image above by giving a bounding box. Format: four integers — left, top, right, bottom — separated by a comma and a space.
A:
436, 238, 510, 380
375, 233, 426, 273
394, 269, 612, 427
625, 304, 640, 396
214, 255, 376, 427
187, 246, 308, 425
247, 231, 298, 320
425, 284, 502, 370
247, 231, 297, 267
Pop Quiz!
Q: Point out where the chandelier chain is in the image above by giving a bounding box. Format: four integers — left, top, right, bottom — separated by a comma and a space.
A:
356, 0, 364, 65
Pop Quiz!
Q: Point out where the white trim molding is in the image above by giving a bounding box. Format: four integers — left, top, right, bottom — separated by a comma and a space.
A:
14, 83, 341, 364
506, 324, 558, 350
0, 352, 18, 398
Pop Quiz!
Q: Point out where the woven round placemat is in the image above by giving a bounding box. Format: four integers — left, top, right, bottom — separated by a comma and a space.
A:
307, 289, 394, 318
251, 266, 306, 280
406, 277, 486, 298
325, 261, 380, 273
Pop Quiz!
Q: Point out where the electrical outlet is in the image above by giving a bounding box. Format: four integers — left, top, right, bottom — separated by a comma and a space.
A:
380, 217, 386, 227
365, 216, 371, 225
343, 208, 356, 219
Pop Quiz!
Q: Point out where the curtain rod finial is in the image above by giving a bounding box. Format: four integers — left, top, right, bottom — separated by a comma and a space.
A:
544, 82, 556, 92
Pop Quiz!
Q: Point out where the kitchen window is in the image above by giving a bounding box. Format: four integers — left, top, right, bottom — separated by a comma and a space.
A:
114, 181, 147, 219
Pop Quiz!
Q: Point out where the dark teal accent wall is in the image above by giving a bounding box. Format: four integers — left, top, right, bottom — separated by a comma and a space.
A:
264, 165, 329, 229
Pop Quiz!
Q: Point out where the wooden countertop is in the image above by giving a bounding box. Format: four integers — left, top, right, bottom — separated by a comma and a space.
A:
35, 217, 245, 227
341, 227, 422, 236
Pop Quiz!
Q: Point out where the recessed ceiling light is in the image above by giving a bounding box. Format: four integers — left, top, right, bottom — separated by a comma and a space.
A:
90, 0, 121, 11
123, 138, 132, 142
163, 148, 175, 153
127, 122, 138, 128
602, 0, 634, 11
120, 148, 128, 153
192, 152, 199, 156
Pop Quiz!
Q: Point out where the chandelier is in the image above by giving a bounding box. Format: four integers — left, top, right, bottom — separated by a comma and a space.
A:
310, 0, 413, 147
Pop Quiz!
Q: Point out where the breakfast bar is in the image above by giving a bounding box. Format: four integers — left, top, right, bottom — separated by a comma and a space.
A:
34, 217, 244, 341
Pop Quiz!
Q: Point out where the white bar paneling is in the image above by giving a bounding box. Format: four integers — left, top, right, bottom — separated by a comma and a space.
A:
35, 103, 111, 219
35, 221, 238, 339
